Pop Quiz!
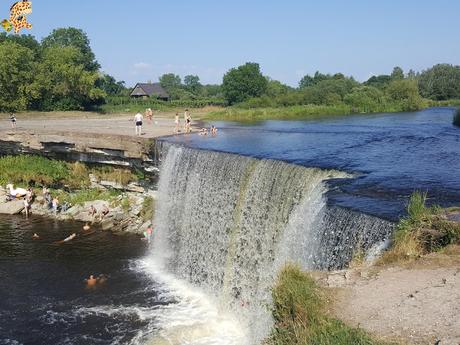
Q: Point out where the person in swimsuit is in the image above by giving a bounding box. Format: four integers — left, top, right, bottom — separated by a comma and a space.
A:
86, 275, 97, 287
54, 233, 76, 245
9, 113, 16, 129
134, 112, 143, 136
145, 108, 153, 124
174, 113, 180, 133
100, 205, 109, 220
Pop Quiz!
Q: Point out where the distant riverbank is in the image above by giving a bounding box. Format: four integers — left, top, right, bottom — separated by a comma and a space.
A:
202, 100, 460, 122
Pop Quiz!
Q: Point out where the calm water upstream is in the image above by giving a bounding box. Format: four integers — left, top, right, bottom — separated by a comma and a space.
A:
165, 107, 460, 220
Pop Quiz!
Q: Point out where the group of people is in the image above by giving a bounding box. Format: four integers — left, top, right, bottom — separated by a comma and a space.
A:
88, 204, 110, 221
134, 108, 219, 137
173, 109, 192, 134
198, 125, 218, 136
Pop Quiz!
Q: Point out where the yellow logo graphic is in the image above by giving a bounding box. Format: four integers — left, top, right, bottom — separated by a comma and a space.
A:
2, 1, 33, 34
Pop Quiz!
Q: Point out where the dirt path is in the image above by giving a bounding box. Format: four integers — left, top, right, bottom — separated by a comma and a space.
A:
324, 251, 460, 345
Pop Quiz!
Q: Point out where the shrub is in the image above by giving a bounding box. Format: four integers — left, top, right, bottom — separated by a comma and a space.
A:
380, 192, 460, 264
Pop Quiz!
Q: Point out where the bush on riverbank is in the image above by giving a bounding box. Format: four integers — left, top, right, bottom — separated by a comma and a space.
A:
268, 264, 390, 345
380, 192, 460, 264
0, 155, 70, 187
454, 108, 460, 127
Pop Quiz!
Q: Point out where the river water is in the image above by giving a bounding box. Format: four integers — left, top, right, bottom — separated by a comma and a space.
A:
0, 216, 166, 345
165, 107, 460, 220
1, 107, 459, 344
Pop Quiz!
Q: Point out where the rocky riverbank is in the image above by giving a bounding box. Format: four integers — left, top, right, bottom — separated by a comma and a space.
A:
0, 176, 156, 235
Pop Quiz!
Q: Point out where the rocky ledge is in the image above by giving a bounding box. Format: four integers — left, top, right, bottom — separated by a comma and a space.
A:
0, 181, 156, 235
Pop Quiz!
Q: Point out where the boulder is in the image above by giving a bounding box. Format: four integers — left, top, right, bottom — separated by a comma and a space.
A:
101, 219, 114, 231
126, 183, 145, 193
0, 200, 25, 215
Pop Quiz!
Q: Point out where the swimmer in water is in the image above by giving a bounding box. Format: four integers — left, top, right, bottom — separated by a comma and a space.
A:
32, 233, 40, 239
54, 233, 77, 244
86, 275, 97, 287
83, 223, 91, 231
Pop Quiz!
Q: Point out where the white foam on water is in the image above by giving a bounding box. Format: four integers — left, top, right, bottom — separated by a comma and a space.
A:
136, 257, 248, 345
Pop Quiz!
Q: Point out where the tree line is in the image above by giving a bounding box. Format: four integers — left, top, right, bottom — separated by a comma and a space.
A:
1, 27, 459, 113
220, 63, 460, 113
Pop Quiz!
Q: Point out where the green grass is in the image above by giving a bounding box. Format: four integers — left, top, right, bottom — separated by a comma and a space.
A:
380, 192, 460, 264
203, 104, 355, 121
140, 196, 155, 223
0, 155, 139, 189
91, 166, 137, 186
56, 188, 122, 206
0, 155, 70, 187
268, 264, 392, 345
453, 108, 460, 127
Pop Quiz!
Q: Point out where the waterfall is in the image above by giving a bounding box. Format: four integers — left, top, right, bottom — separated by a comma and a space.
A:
148, 144, 394, 344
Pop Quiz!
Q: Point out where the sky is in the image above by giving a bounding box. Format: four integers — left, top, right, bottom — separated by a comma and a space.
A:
7, 0, 460, 87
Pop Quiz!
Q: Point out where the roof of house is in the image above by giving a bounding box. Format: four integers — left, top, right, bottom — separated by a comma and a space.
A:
130, 83, 169, 98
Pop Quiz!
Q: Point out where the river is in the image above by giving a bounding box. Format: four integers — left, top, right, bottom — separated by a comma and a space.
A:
1, 107, 459, 344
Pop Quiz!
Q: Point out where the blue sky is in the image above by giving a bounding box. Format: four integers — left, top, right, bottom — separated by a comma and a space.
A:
9, 0, 460, 87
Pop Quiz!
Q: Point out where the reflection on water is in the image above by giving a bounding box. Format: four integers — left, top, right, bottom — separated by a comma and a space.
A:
164, 107, 460, 220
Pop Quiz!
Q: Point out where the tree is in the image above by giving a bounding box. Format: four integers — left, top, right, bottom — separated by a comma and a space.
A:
418, 64, 460, 100
407, 69, 417, 80
42, 27, 100, 71
0, 41, 36, 112
299, 75, 314, 88
344, 86, 385, 112
97, 74, 126, 96
222, 62, 268, 104
31, 46, 105, 110
387, 79, 424, 111
391, 66, 404, 80
0, 33, 40, 56
265, 79, 291, 97
159, 73, 182, 92
184, 75, 202, 94
201, 84, 223, 98
364, 75, 392, 89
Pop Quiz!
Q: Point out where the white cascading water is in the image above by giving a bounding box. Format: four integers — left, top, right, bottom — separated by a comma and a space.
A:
143, 144, 393, 344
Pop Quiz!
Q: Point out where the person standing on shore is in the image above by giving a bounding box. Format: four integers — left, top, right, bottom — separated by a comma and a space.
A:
174, 113, 180, 133
134, 112, 143, 136
145, 108, 153, 124
9, 113, 16, 129
184, 109, 189, 132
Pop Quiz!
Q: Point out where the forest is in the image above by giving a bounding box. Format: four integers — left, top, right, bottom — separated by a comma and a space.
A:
1, 27, 460, 115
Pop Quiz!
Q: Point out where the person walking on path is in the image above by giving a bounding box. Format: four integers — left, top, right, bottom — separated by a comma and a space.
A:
134, 112, 143, 136
9, 113, 16, 129
145, 108, 153, 124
